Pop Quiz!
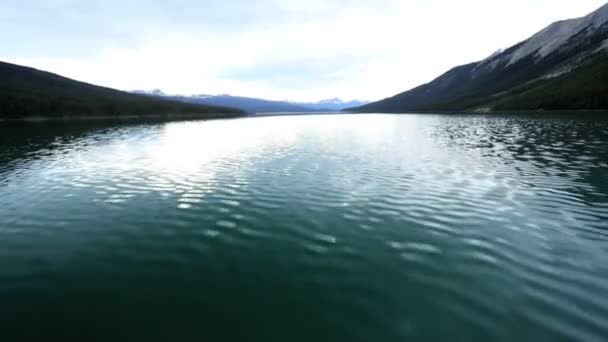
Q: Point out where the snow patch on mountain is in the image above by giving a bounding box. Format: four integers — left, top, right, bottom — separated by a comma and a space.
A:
598, 38, 608, 52
541, 64, 576, 80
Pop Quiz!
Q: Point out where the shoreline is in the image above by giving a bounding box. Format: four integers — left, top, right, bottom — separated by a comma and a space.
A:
2, 110, 606, 123
0, 112, 248, 123
344, 109, 608, 115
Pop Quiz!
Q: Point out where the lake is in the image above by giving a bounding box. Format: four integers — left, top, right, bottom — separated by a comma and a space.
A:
1, 114, 608, 341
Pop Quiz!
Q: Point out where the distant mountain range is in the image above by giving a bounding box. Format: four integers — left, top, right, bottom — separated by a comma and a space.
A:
293, 98, 371, 111
352, 3, 608, 113
133, 90, 369, 113
0, 62, 245, 120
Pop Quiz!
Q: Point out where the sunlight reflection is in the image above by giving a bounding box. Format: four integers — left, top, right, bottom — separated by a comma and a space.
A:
151, 115, 410, 173
153, 117, 298, 172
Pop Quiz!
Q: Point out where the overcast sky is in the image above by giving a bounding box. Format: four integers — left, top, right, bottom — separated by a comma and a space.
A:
2, 0, 607, 101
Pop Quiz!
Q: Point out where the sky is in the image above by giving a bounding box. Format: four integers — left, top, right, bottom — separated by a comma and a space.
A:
2, 0, 607, 102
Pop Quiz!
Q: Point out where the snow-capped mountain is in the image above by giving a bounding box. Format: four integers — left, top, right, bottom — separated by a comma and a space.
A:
354, 3, 608, 112
133, 91, 367, 113
133, 89, 167, 96
480, 2, 608, 69
294, 98, 370, 111
131, 92, 316, 113
173, 95, 315, 113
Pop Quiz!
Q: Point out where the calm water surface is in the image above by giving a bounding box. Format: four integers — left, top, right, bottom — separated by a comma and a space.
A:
1, 114, 608, 341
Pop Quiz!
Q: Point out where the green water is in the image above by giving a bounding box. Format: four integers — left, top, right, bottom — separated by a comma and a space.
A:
1, 114, 608, 341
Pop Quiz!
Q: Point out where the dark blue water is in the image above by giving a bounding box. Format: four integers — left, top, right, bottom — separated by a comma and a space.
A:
1, 114, 608, 341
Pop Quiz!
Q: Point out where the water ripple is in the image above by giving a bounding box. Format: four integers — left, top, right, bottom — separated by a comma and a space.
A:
0, 114, 608, 341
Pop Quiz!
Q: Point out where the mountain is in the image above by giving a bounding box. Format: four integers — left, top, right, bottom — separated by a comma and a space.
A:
0, 62, 245, 119
164, 94, 315, 113
352, 3, 608, 113
135, 92, 368, 113
294, 98, 370, 111
133, 89, 167, 97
